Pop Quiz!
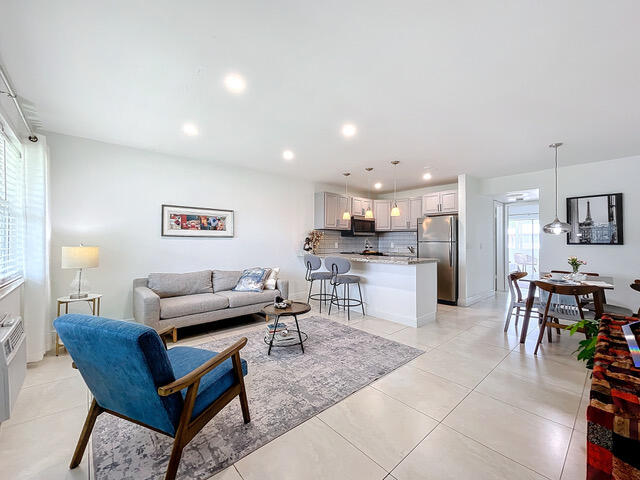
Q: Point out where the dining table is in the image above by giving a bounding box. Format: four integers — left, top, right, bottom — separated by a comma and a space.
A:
516, 273, 615, 343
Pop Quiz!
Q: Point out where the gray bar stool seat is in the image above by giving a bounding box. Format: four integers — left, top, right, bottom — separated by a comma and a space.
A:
304, 254, 333, 313
325, 256, 365, 320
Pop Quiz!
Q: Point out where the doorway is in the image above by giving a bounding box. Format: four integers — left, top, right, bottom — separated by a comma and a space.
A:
507, 202, 540, 274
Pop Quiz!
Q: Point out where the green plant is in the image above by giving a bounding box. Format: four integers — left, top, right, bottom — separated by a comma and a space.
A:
569, 318, 599, 369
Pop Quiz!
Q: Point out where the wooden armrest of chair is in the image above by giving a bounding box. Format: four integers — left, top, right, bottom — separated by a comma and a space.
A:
157, 325, 178, 347
157, 337, 248, 396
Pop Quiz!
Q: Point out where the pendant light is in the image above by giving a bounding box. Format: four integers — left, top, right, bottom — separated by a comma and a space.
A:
390, 160, 400, 217
342, 172, 351, 220
543, 142, 572, 235
364, 167, 374, 218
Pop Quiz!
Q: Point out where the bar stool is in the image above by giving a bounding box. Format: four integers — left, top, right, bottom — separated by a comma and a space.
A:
304, 254, 333, 313
325, 256, 365, 320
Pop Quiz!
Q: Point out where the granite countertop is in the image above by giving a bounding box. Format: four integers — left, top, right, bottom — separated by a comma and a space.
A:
320, 253, 437, 265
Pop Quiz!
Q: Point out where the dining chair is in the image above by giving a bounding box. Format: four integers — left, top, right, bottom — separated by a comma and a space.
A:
533, 281, 604, 355
54, 314, 250, 480
504, 271, 542, 332
551, 270, 633, 317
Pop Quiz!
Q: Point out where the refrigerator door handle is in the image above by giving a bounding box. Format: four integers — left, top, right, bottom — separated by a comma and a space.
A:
449, 220, 453, 242
449, 243, 453, 267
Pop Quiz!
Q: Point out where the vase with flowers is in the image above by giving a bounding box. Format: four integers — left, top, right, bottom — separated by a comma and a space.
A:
567, 257, 587, 277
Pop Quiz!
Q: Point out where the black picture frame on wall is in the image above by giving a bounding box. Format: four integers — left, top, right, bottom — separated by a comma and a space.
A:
566, 193, 623, 245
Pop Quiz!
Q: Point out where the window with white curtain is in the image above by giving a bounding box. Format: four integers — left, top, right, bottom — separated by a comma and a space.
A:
0, 132, 25, 288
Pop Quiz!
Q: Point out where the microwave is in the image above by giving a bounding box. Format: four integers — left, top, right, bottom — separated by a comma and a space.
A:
341, 216, 376, 236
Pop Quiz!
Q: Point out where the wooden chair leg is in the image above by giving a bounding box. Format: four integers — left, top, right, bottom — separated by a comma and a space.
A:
232, 352, 250, 424
165, 439, 185, 480
504, 301, 514, 332
515, 307, 521, 327
70, 399, 102, 468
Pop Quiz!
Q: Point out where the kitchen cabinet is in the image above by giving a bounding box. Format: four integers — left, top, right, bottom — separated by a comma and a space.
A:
409, 197, 423, 228
351, 197, 373, 216
422, 189, 458, 215
373, 200, 391, 231
391, 199, 410, 230
337, 195, 351, 229
314, 192, 350, 230
439, 190, 458, 213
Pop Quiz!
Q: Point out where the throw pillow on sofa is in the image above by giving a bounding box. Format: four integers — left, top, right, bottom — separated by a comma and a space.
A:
264, 267, 280, 290
232, 267, 271, 292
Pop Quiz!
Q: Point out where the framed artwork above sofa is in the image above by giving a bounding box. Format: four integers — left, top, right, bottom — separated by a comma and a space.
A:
161, 204, 234, 237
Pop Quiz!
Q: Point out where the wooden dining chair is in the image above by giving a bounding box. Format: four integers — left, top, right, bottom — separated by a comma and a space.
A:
533, 281, 603, 355
504, 271, 542, 332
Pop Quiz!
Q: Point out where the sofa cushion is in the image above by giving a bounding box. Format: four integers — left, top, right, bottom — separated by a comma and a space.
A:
216, 289, 279, 308
212, 270, 242, 292
160, 293, 229, 319
148, 270, 213, 298
167, 346, 248, 420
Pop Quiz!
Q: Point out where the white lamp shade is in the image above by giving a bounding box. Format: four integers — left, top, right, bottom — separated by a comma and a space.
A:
61, 246, 99, 269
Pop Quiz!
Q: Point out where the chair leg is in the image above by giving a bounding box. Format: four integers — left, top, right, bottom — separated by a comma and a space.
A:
534, 316, 548, 355
357, 282, 365, 316
345, 284, 350, 321
504, 301, 514, 332
165, 438, 185, 480
232, 353, 250, 424
328, 283, 336, 314
318, 280, 323, 314
70, 399, 102, 468
307, 279, 313, 304
515, 307, 520, 327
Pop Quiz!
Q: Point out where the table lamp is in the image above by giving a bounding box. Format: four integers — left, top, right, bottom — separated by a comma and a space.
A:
61, 245, 99, 299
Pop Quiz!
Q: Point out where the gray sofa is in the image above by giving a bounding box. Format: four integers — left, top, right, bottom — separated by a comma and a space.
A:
133, 269, 289, 331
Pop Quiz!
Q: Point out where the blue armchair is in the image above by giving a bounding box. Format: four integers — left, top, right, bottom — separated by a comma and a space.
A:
54, 314, 250, 480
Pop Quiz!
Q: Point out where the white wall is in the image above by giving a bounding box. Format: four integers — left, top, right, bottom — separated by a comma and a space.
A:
481, 155, 640, 310
47, 133, 315, 320
458, 175, 494, 305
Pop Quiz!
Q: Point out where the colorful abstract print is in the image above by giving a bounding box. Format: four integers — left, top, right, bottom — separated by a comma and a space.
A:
169, 214, 227, 231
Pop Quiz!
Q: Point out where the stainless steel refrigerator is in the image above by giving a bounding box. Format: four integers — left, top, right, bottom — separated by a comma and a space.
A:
418, 214, 458, 304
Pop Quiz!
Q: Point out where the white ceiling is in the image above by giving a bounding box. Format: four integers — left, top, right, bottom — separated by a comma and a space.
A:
1, 1, 639, 192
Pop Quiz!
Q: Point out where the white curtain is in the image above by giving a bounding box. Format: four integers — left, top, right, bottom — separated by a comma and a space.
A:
23, 136, 51, 362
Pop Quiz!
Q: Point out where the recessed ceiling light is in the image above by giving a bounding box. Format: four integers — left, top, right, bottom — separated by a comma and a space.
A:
374, 182, 382, 189
224, 73, 246, 94
341, 123, 357, 138
282, 149, 295, 161
182, 123, 199, 136
423, 172, 432, 180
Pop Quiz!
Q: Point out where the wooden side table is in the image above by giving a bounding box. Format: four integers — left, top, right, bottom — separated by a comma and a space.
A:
56, 294, 102, 356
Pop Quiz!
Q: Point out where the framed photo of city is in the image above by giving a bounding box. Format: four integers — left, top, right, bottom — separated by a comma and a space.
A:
161, 204, 234, 237
566, 193, 623, 245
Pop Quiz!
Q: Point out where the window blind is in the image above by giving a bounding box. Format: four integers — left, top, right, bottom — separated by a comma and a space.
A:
0, 132, 25, 288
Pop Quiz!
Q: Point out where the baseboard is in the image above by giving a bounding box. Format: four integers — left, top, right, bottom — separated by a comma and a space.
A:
459, 290, 495, 307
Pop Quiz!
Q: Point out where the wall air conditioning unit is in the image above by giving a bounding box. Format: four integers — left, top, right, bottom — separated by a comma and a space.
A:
0, 314, 26, 423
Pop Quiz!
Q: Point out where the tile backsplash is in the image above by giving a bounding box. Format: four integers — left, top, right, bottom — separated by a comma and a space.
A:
313, 230, 417, 255
378, 231, 418, 254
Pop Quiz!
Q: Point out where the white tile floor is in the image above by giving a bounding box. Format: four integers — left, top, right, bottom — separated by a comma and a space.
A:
0, 293, 589, 480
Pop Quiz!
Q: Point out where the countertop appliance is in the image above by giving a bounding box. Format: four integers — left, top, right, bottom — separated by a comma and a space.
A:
418, 214, 458, 304
341, 216, 376, 237
0, 313, 26, 423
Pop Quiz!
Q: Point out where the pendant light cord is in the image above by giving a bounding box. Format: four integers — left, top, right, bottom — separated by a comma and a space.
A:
554, 146, 559, 218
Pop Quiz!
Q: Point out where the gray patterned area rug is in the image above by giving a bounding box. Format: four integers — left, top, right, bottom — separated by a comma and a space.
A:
92, 316, 423, 479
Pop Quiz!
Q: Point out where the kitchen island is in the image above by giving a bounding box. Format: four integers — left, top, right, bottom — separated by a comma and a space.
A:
317, 253, 438, 327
